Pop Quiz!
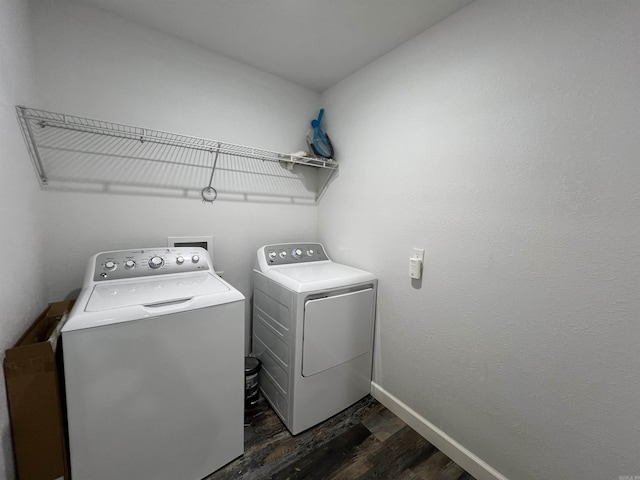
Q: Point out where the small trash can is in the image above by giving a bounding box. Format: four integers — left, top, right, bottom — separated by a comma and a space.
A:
245, 357, 261, 409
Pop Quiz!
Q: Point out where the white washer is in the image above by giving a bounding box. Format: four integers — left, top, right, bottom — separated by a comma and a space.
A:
62, 247, 245, 480
252, 242, 377, 435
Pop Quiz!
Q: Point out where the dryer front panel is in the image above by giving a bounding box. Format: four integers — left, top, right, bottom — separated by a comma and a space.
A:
302, 288, 374, 377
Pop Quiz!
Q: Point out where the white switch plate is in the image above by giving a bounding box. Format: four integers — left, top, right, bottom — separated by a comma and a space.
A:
409, 257, 422, 279
409, 247, 425, 279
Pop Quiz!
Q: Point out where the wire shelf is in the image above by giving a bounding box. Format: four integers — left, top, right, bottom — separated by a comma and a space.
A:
16, 106, 337, 203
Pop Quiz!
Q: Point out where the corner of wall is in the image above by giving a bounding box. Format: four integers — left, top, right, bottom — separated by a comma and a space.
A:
371, 382, 509, 480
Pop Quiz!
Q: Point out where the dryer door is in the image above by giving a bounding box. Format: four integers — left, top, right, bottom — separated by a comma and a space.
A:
302, 288, 374, 377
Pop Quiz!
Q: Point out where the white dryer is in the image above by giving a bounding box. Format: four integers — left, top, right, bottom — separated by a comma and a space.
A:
62, 247, 245, 480
252, 243, 377, 435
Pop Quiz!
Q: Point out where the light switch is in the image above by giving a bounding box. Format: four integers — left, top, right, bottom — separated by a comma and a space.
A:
409, 248, 425, 279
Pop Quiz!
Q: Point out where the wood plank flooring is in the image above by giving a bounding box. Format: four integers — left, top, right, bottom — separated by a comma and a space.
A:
205, 395, 477, 480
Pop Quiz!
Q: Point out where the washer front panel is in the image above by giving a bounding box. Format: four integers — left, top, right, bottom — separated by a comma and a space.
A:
63, 301, 245, 480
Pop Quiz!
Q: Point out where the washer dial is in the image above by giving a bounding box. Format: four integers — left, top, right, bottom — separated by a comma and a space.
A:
148, 256, 164, 269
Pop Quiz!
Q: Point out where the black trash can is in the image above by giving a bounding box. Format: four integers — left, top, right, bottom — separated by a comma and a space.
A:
245, 357, 261, 409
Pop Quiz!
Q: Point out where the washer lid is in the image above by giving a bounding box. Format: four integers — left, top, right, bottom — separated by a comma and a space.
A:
62, 272, 244, 332
85, 272, 229, 311
263, 261, 376, 293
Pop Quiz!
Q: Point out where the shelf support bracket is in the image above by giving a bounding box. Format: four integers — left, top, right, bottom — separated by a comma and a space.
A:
17, 106, 48, 185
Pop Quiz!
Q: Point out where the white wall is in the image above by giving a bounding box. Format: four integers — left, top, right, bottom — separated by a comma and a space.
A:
319, 1, 640, 479
0, 0, 45, 477
28, 0, 321, 351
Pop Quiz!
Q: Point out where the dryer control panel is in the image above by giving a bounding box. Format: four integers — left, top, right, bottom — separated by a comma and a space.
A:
262, 243, 329, 266
92, 247, 211, 282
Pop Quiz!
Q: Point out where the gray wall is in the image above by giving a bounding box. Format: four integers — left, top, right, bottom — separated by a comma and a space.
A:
319, 1, 640, 479
0, 0, 47, 477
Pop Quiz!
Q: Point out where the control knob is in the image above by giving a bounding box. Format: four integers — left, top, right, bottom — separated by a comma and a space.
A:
176, 256, 185, 265
292, 248, 302, 258
306, 249, 315, 256
279, 251, 287, 258
191, 255, 200, 263
104, 261, 116, 270
148, 256, 164, 269
268, 251, 277, 259
124, 260, 136, 269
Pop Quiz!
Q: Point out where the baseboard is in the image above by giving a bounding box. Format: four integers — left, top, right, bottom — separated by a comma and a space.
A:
370, 382, 509, 480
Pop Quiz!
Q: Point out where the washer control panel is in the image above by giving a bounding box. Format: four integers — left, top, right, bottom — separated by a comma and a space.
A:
263, 243, 328, 266
92, 247, 210, 282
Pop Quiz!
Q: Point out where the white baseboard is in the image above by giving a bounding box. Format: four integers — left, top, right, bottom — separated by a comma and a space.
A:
370, 382, 509, 480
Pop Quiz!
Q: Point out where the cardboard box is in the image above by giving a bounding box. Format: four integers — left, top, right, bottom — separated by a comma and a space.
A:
4, 301, 72, 480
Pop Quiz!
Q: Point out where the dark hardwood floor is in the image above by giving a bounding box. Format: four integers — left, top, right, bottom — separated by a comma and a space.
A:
206, 395, 477, 480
